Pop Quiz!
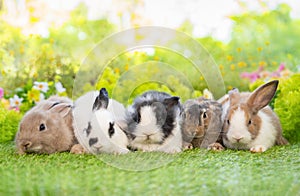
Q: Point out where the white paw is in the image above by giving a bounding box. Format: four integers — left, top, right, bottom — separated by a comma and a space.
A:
207, 142, 225, 151
250, 145, 267, 153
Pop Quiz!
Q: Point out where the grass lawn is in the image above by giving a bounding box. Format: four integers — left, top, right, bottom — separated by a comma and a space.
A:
0, 142, 299, 195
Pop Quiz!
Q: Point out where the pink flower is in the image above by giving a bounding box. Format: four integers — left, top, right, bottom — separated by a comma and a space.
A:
241, 72, 260, 83
278, 63, 285, 72
0, 88, 3, 99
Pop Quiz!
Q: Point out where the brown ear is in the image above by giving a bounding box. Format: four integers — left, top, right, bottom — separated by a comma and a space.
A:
228, 89, 240, 106
247, 80, 279, 114
49, 103, 72, 118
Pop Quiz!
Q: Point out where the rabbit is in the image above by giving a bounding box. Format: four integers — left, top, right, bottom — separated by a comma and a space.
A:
15, 96, 78, 154
221, 80, 288, 153
181, 97, 224, 151
125, 91, 183, 153
73, 88, 129, 154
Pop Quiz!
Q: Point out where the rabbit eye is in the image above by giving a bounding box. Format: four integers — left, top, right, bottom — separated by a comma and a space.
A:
227, 119, 230, 125
202, 112, 207, 119
248, 120, 252, 125
39, 123, 46, 131
133, 113, 140, 123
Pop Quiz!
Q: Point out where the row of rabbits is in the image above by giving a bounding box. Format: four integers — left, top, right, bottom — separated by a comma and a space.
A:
15, 80, 288, 155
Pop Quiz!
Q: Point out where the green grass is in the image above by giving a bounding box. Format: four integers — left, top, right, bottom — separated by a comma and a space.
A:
0, 142, 300, 196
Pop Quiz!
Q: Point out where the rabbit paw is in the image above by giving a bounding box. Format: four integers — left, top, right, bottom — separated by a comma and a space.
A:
250, 145, 266, 153
182, 142, 193, 150
70, 144, 86, 154
207, 142, 224, 151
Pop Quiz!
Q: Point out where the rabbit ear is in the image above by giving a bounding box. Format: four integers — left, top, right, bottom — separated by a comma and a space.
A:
247, 80, 279, 114
228, 88, 240, 106
163, 96, 180, 109
49, 103, 72, 118
93, 88, 109, 111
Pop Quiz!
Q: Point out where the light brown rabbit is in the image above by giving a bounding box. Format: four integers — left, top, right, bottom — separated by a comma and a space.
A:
181, 97, 224, 150
15, 96, 81, 154
221, 80, 288, 153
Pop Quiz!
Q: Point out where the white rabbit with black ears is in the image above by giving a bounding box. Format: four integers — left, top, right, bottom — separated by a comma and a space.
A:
73, 88, 129, 154
125, 91, 183, 153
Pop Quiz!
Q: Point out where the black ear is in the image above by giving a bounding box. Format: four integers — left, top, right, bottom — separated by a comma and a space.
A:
92, 88, 109, 111
163, 96, 180, 109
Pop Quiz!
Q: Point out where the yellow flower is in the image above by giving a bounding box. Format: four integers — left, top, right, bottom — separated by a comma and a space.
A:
227, 85, 233, 91
238, 61, 247, 68
1, 69, 6, 76
237, 47, 242, 52
154, 56, 160, 61
219, 64, 224, 70
27, 89, 41, 103
257, 47, 263, 52
199, 76, 204, 81
29, 16, 39, 23
114, 68, 120, 74
125, 64, 129, 71
9, 50, 14, 56
230, 64, 235, 71
19, 46, 24, 54
226, 55, 234, 61
259, 61, 267, 67
265, 41, 270, 46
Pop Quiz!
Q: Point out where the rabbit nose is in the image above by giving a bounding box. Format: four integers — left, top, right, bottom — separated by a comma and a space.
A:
232, 136, 244, 142
22, 141, 32, 149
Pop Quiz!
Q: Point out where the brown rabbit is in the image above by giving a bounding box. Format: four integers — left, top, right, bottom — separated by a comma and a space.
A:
181, 97, 224, 150
15, 96, 81, 154
221, 80, 288, 153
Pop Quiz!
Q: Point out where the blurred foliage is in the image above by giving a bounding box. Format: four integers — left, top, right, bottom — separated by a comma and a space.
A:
274, 74, 300, 143
0, 2, 299, 113
0, 104, 22, 142
0, 3, 114, 98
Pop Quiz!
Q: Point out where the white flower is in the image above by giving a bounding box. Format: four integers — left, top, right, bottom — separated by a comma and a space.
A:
9, 95, 23, 108
33, 81, 49, 93
203, 89, 214, 100
55, 82, 66, 93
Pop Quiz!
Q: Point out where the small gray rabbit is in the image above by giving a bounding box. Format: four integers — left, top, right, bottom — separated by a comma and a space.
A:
181, 97, 224, 150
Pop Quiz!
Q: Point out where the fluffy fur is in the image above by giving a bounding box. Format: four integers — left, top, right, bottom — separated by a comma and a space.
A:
15, 96, 76, 154
181, 97, 223, 149
126, 91, 182, 153
221, 80, 288, 152
73, 88, 129, 154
